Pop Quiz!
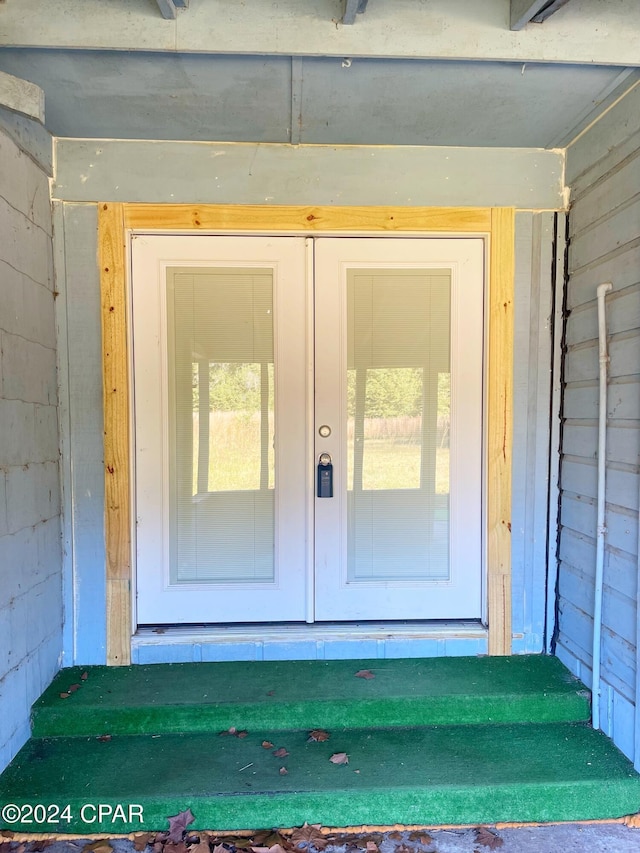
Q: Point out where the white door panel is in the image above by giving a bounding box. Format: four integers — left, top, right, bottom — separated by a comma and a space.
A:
132, 235, 309, 623
314, 238, 483, 620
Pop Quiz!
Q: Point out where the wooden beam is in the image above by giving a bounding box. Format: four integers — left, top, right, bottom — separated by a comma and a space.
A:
156, 0, 177, 20
343, 0, 369, 25
487, 207, 515, 655
510, 0, 550, 30
99, 202, 132, 666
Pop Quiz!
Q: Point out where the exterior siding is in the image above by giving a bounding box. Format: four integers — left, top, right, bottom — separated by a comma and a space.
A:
0, 124, 62, 770
558, 83, 640, 766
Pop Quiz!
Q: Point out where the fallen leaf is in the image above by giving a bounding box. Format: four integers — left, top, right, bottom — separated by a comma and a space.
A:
81, 671, 89, 680
96, 734, 112, 742
366, 843, 378, 852
252, 832, 290, 850
291, 824, 327, 851
329, 752, 349, 765
220, 840, 253, 850
68, 683, 82, 693
261, 740, 274, 749
164, 844, 189, 853
167, 809, 196, 843
307, 729, 330, 742
236, 730, 248, 738
474, 828, 503, 850
273, 747, 289, 758
59, 692, 70, 699
219, 727, 248, 738
82, 843, 113, 853
279, 767, 288, 775
267, 846, 289, 853
354, 669, 375, 680
188, 841, 211, 853
133, 833, 155, 852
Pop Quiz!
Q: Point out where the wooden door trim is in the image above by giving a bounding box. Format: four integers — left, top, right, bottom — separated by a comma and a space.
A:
99, 204, 514, 664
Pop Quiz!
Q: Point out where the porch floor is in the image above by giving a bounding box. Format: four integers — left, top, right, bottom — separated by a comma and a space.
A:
2, 656, 640, 833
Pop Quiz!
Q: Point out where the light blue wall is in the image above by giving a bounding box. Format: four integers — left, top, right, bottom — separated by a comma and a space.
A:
54, 140, 561, 665
558, 84, 640, 766
0, 118, 62, 769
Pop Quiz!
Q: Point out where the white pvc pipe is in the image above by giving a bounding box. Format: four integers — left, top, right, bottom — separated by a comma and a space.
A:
593, 281, 612, 730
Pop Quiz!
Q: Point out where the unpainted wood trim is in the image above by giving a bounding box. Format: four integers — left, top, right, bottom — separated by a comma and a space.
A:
99, 202, 132, 665
101, 204, 513, 662
487, 207, 515, 655
123, 204, 492, 233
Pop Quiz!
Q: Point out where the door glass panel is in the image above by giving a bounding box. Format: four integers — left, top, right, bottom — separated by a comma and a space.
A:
346, 269, 451, 581
167, 268, 275, 585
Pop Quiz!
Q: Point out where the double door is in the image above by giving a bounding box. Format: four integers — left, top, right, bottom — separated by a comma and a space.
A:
132, 235, 484, 624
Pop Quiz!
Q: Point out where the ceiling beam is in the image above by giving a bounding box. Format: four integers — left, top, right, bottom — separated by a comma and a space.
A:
156, 0, 177, 19
157, 0, 188, 19
343, 0, 369, 26
530, 0, 573, 23
511, 1, 548, 30
511, 0, 572, 30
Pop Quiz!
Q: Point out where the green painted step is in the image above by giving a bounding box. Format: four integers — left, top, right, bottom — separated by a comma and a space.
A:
1, 722, 639, 833
32, 656, 590, 737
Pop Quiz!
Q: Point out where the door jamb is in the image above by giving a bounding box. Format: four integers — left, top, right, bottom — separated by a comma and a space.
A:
99, 204, 514, 664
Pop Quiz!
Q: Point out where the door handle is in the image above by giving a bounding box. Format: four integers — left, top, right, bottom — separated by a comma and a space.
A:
317, 453, 333, 498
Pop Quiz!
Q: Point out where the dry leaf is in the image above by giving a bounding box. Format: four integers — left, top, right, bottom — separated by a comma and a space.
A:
188, 841, 211, 853
81, 671, 89, 680
307, 729, 330, 742
96, 734, 112, 742
273, 747, 289, 758
252, 832, 291, 851
167, 809, 196, 843
279, 767, 288, 775
267, 846, 289, 853
164, 844, 189, 853
261, 740, 274, 749
212, 846, 229, 853
68, 683, 81, 693
366, 843, 378, 852
291, 824, 327, 851
59, 692, 70, 699
474, 828, 503, 850
219, 727, 248, 738
133, 833, 155, 852
82, 843, 113, 853
329, 752, 349, 765
354, 669, 375, 680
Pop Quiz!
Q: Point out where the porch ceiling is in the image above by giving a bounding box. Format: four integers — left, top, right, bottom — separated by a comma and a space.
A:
0, 47, 636, 148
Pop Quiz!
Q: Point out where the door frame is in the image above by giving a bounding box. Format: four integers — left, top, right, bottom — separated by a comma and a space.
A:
99, 204, 514, 664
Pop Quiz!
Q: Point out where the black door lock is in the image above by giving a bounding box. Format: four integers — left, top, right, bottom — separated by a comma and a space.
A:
317, 453, 333, 498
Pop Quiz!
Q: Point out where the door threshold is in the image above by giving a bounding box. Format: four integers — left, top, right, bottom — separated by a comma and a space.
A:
131, 621, 488, 663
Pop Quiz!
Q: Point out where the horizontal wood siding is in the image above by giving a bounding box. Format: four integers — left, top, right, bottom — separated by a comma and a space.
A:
559, 84, 640, 766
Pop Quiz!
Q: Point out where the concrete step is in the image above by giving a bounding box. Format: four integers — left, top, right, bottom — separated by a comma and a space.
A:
1, 722, 639, 832
31, 655, 590, 737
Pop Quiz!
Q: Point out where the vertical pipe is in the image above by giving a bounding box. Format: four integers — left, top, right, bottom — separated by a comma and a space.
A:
593, 281, 612, 730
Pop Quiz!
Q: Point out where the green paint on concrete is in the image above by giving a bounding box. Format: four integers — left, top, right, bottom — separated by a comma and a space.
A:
32, 655, 590, 737
1, 723, 639, 832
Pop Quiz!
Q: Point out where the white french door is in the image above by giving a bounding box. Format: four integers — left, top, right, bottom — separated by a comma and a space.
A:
132, 234, 484, 625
